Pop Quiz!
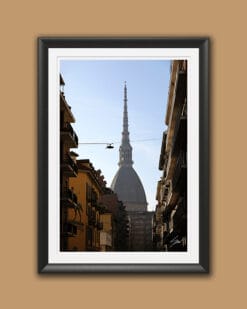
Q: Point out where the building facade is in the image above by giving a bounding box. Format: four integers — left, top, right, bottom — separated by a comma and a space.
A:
111, 83, 153, 251
99, 188, 129, 251
69, 159, 112, 251
60, 74, 80, 251
127, 211, 154, 251
99, 212, 113, 251
154, 60, 187, 251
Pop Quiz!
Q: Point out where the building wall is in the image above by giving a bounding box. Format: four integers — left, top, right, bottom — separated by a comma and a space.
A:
154, 60, 187, 251
68, 172, 87, 250
69, 160, 112, 251
128, 211, 153, 251
100, 213, 112, 251
99, 190, 129, 251
60, 75, 79, 251
124, 202, 147, 212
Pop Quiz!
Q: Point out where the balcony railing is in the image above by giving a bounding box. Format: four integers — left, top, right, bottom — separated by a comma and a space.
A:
62, 154, 78, 175
162, 153, 169, 174
60, 92, 75, 123
62, 188, 78, 206
162, 183, 170, 202
61, 122, 78, 147
166, 152, 186, 207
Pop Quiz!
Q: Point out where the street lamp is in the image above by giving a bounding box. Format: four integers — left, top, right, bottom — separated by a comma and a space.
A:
78, 142, 115, 149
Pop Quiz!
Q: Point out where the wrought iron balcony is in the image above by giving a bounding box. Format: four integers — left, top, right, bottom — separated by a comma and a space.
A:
61, 154, 78, 176
61, 188, 78, 208
165, 151, 186, 208
61, 122, 78, 148
60, 92, 75, 123
161, 182, 170, 202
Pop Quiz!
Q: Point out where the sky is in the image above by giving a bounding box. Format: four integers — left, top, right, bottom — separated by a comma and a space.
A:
60, 60, 170, 211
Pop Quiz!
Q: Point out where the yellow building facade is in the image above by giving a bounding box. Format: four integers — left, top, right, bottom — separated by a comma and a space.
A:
69, 159, 111, 251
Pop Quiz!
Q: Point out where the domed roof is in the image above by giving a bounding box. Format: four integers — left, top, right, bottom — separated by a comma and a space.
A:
111, 166, 147, 207
111, 83, 147, 212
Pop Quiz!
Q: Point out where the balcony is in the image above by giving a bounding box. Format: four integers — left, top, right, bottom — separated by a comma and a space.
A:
171, 101, 187, 155
165, 152, 186, 208
63, 222, 77, 237
161, 182, 170, 202
158, 131, 167, 170
61, 154, 78, 177
61, 188, 78, 208
61, 122, 78, 148
162, 153, 168, 175
60, 92, 75, 123
165, 99, 186, 179
166, 65, 187, 152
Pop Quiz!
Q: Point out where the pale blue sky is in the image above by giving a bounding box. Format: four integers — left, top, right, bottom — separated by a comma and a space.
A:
60, 60, 170, 211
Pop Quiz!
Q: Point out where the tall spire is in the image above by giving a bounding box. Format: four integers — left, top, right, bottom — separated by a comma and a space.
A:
119, 82, 133, 167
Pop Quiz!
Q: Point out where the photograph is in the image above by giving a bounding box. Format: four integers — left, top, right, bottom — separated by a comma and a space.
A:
38, 38, 208, 272
60, 59, 186, 253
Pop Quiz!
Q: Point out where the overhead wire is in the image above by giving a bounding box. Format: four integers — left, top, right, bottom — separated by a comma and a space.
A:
78, 138, 160, 145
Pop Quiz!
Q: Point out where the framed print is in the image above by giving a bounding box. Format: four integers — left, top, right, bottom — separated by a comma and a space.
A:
38, 37, 209, 273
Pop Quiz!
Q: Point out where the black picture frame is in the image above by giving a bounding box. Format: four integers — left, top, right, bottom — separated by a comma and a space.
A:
38, 37, 209, 273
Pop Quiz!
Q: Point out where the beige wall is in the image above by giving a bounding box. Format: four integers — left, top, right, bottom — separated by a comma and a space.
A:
1, 0, 245, 308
